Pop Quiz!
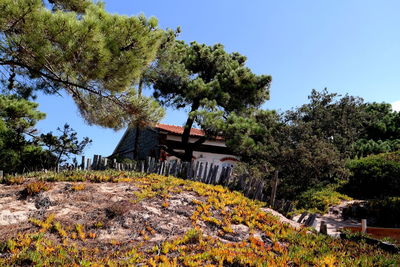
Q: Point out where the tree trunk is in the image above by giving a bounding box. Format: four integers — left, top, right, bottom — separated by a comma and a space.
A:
133, 79, 144, 160
157, 100, 208, 162
56, 148, 64, 166
181, 100, 200, 162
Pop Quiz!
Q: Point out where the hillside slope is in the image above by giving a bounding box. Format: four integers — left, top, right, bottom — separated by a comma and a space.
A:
0, 171, 398, 266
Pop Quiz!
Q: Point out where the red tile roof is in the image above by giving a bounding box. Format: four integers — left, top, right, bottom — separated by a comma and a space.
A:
155, 123, 223, 140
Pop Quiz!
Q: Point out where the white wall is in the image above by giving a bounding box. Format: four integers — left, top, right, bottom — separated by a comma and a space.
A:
164, 133, 239, 168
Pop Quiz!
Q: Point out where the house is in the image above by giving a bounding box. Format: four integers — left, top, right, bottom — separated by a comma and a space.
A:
112, 123, 239, 167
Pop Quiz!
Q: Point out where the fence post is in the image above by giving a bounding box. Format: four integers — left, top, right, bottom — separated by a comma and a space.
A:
81, 156, 85, 170
141, 161, 145, 172
197, 163, 203, 181
211, 165, 219, 184
202, 162, 208, 182
361, 219, 367, 233
270, 170, 279, 208
245, 177, 255, 198
297, 212, 308, 223
97, 155, 102, 170
103, 158, 108, 169
304, 213, 317, 227
320, 221, 328, 235
253, 180, 264, 200
92, 155, 98, 170
219, 167, 226, 185
87, 158, 91, 170
185, 162, 191, 179
208, 165, 213, 184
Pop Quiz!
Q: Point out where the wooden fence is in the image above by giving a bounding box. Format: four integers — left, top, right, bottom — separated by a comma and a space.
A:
60, 155, 279, 205
2, 154, 291, 214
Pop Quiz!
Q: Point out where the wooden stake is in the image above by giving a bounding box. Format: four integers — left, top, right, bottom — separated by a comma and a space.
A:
203, 162, 208, 182
320, 221, 328, 235
87, 158, 91, 170
297, 212, 308, 223
361, 219, 367, 233
270, 170, 279, 208
305, 213, 317, 227
104, 158, 108, 169
81, 156, 85, 170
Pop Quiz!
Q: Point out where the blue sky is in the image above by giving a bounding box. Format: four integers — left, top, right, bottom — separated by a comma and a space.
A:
35, 0, 400, 160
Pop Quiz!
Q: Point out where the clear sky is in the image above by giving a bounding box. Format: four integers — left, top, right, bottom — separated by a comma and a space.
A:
35, 0, 400, 160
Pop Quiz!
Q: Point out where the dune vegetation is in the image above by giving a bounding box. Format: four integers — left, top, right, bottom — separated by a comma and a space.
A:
0, 170, 398, 266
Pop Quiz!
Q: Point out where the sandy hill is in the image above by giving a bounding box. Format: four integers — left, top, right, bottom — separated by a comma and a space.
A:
0, 171, 398, 266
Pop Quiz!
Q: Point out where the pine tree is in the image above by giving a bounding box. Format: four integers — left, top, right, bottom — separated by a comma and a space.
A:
40, 124, 92, 165
146, 41, 272, 161
0, 94, 55, 172
0, 0, 165, 129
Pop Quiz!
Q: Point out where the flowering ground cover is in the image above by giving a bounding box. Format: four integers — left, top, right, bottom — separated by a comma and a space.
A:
0, 170, 398, 266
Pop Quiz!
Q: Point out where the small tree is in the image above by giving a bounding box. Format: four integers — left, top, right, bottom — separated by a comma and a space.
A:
40, 124, 92, 165
285, 88, 368, 157
224, 89, 364, 199
0, 95, 56, 173
146, 41, 271, 161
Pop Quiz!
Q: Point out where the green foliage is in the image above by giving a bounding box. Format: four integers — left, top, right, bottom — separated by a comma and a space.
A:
146, 40, 271, 161
363, 102, 400, 141
0, 95, 45, 130
353, 139, 400, 157
343, 198, 400, 228
367, 197, 400, 227
226, 97, 350, 199
18, 145, 57, 171
214, 110, 279, 161
296, 186, 351, 213
285, 88, 368, 157
227, 89, 400, 203
39, 123, 92, 165
351, 102, 400, 157
0, 0, 165, 128
345, 151, 400, 199
0, 95, 57, 173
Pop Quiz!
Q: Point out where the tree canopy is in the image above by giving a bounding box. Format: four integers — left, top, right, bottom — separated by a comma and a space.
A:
353, 102, 400, 157
226, 89, 400, 199
147, 41, 272, 161
0, 95, 56, 172
0, 0, 165, 129
285, 89, 368, 157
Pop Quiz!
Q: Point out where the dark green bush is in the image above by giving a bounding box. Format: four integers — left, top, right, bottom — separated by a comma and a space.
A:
345, 151, 400, 199
343, 197, 400, 228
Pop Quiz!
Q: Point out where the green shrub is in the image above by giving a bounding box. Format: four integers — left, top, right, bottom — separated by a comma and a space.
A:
345, 151, 400, 198
343, 197, 400, 228
296, 186, 351, 213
